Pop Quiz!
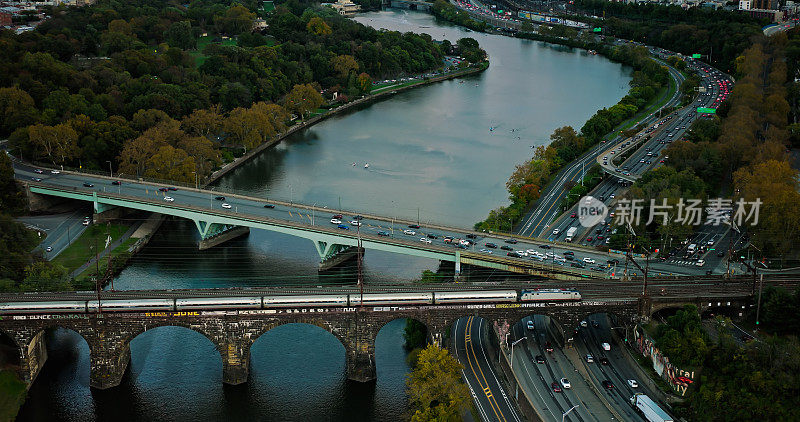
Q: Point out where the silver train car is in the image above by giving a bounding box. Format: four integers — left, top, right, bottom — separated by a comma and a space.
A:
0, 289, 582, 315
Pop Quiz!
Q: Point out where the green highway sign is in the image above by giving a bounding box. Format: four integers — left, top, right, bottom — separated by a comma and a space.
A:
692, 53, 702, 59
593, 27, 602, 32
697, 107, 716, 114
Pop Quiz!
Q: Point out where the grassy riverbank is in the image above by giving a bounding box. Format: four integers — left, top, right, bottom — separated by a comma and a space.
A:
0, 370, 26, 422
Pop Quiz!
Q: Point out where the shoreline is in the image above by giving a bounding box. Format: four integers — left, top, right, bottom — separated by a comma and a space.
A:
203, 62, 489, 187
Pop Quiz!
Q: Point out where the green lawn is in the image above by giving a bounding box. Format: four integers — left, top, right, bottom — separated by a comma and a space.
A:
192, 35, 238, 66
53, 223, 130, 273
0, 370, 26, 422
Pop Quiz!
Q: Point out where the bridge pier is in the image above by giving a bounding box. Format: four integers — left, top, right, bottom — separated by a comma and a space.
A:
314, 241, 363, 272
90, 343, 130, 390
18, 330, 48, 387
337, 313, 377, 383
194, 220, 250, 250
221, 341, 250, 385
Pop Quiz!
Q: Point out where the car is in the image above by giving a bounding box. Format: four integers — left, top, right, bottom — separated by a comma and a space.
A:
602, 342, 611, 351
403, 229, 415, 235
34, 169, 43, 174
696, 259, 705, 267
111, 181, 121, 185
602, 380, 614, 389
337, 224, 350, 230
504, 239, 518, 244
586, 354, 594, 363
82, 219, 90, 226
31, 177, 42, 182
50, 170, 60, 174
545, 341, 553, 353
627, 379, 639, 388
330, 218, 342, 224
570, 212, 577, 218
551, 382, 562, 393
560, 378, 571, 389
535, 355, 545, 364
485, 243, 497, 249
158, 187, 169, 192
500, 245, 513, 251
465, 234, 477, 239
507, 252, 521, 257
591, 321, 600, 328
377, 231, 389, 237
552, 228, 560, 235
167, 187, 177, 191
420, 237, 432, 244
563, 251, 574, 256
526, 320, 535, 330
580, 320, 588, 327
83, 182, 94, 187
479, 248, 492, 254
351, 220, 362, 226
221, 203, 232, 209
583, 257, 595, 264
332, 214, 343, 219
408, 224, 420, 229
45, 246, 52, 252
164, 196, 174, 202
264, 204, 275, 209
215, 196, 226, 201
586, 237, 593, 242
427, 233, 439, 239
539, 244, 551, 249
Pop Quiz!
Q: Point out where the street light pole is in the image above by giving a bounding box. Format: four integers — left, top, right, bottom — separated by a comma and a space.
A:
562, 404, 579, 422
510, 337, 526, 369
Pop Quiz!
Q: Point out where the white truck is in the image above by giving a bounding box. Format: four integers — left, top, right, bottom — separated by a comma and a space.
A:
565, 227, 578, 242
630, 393, 673, 422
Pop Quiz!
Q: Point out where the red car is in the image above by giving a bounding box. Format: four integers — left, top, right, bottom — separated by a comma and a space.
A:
551, 382, 562, 393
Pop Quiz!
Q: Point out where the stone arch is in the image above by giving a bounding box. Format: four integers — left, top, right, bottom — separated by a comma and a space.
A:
0, 328, 22, 367
27, 326, 92, 387
376, 317, 429, 351
507, 311, 570, 349
248, 320, 348, 383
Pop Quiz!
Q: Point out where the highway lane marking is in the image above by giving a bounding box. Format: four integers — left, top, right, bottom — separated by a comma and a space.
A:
476, 318, 522, 422
456, 318, 491, 422
465, 316, 506, 422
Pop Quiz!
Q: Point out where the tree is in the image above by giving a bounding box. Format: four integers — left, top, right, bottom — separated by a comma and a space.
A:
27, 123, 80, 165
182, 106, 224, 139
306, 16, 332, 36
144, 145, 196, 183
332, 54, 359, 79
404, 319, 428, 349
0, 87, 39, 136
356, 72, 372, 94
406, 344, 470, 422
166, 21, 196, 50
0, 153, 25, 216
283, 83, 324, 121
215, 4, 255, 35
19, 261, 72, 292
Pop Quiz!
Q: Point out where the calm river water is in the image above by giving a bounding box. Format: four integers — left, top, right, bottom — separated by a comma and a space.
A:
17, 10, 631, 421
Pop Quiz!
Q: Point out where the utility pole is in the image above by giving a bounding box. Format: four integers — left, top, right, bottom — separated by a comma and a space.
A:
755, 273, 764, 330
357, 221, 364, 310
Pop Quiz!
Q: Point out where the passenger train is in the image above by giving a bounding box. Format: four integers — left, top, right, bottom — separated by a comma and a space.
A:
0, 289, 581, 315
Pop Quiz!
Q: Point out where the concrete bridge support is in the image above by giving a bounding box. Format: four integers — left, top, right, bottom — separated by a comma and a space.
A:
194, 220, 250, 250
315, 241, 363, 272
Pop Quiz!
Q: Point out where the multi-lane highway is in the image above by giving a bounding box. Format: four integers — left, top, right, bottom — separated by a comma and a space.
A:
454, 316, 522, 422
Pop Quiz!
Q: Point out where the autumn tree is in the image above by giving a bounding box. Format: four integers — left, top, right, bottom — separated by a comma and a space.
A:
283, 84, 324, 121
306, 17, 332, 36
215, 4, 255, 35
357, 72, 372, 94
332, 54, 359, 79
0, 87, 39, 136
182, 106, 223, 139
144, 145, 196, 183
27, 123, 80, 165
406, 344, 470, 422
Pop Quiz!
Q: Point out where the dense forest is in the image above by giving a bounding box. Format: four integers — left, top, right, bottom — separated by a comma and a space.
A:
572, 0, 766, 72
0, 0, 488, 185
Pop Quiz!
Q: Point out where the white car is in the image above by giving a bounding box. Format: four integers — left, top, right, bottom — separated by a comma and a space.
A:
330, 218, 342, 224
164, 196, 174, 202
560, 378, 571, 389
221, 203, 232, 209
583, 257, 596, 264
627, 379, 639, 388
516, 250, 528, 257
602, 342, 611, 351
580, 320, 588, 327
552, 228, 560, 235
479, 248, 492, 254
586, 354, 594, 363
420, 237, 432, 244
350, 220, 362, 226
403, 229, 415, 235
526, 320, 535, 330
50, 170, 60, 174
696, 259, 706, 267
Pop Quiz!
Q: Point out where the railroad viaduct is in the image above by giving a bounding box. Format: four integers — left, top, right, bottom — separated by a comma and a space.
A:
0, 293, 751, 390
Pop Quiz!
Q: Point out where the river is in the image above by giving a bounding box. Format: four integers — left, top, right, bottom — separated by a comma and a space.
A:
16, 10, 631, 421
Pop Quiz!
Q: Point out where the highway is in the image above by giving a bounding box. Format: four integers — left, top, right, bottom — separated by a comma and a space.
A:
510, 315, 613, 422
454, 316, 522, 422
16, 208, 89, 260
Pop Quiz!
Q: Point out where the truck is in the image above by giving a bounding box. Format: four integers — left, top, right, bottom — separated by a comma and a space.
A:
565, 227, 578, 242
630, 393, 673, 422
